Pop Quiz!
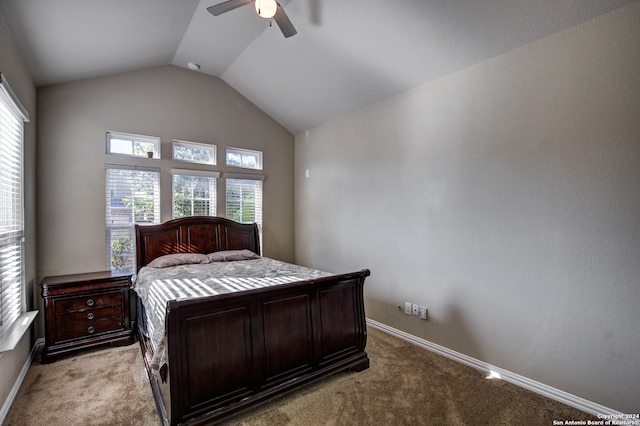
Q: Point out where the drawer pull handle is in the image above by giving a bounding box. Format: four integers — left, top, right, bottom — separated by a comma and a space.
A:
87, 326, 95, 334
86, 299, 94, 306
87, 313, 95, 320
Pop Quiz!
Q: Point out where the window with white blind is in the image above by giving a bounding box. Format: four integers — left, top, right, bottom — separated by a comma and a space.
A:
105, 164, 160, 271
172, 169, 219, 218
0, 74, 29, 340
226, 175, 263, 237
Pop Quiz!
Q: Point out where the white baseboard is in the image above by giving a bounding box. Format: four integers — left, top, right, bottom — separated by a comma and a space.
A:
366, 319, 622, 418
0, 337, 44, 424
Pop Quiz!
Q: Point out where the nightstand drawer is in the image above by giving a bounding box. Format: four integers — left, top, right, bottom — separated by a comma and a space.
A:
56, 304, 125, 325
55, 291, 123, 314
57, 317, 125, 341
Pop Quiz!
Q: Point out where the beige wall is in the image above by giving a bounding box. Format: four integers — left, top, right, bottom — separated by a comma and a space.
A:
36, 65, 295, 277
295, 3, 640, 413
0, 17, 37, 415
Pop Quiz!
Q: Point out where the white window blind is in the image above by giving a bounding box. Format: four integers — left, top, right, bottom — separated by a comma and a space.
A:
226, 174, 263, 231
105, 164, 160, 271
0, 73, 29, 337
172, 169, 219, 218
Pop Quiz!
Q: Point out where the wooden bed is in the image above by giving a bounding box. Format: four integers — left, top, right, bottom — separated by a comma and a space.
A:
134, 216, 370, 426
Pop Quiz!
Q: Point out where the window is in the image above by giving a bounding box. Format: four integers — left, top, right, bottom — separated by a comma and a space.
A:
107, 131, 161, 159
173, 140, 216, 165
226, 174, 263, 232
172, 169, 219, 218
226, 147, 262, 170
0, 74, 29, 338
105, 164, 160, 271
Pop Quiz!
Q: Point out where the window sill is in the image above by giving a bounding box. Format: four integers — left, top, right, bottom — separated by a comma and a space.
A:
0, 311, 38, 353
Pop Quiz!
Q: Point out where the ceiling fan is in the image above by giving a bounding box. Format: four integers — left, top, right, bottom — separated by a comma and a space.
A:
207, 0, 297, 38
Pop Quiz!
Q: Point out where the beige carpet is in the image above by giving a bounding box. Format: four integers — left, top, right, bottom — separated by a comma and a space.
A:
5, 328, 598, 425
4, 342, 157, 426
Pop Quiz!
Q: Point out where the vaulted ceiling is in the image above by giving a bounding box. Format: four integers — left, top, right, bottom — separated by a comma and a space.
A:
0, 0, 635, 134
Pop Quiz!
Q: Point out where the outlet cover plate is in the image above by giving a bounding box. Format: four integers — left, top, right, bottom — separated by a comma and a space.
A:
404, 302, 412, 315
419, 306, 428, 320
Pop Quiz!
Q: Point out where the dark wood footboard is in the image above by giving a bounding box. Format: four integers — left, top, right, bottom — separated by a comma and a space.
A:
160, 269, 369, 426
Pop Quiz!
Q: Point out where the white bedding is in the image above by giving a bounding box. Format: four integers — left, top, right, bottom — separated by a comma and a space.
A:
133, 256, 331, 372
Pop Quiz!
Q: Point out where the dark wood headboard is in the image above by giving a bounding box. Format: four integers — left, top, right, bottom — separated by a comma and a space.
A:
135, 216, 260, 271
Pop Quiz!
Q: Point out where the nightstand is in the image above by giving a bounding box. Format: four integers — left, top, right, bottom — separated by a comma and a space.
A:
40, 270, 135, 363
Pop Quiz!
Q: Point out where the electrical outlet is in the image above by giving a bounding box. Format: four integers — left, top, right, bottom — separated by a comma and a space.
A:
419, 306, 428, 320
404, 302, 412, 315
412, 304, 419, 316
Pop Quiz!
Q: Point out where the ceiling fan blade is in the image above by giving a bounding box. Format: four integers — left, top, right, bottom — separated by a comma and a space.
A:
273, 3, 297, 37
207, 0, 251, 16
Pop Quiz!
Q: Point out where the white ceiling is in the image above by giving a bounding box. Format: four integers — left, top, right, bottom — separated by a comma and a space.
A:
0, 0, 636, 134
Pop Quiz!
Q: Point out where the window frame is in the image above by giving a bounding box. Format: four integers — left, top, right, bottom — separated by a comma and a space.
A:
226, 147, 263, 170
225, 173, 264, 249
172, 140, 217, 165
106, 131, 161, 159
105, 164, 160, 272
0, 73, 34, 349
171, 169, 220, 219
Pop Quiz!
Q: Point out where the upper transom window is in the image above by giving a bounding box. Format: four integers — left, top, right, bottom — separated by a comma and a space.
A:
226, 147, 262, 170
172, 140, 216, 165
107, 131, 160, 159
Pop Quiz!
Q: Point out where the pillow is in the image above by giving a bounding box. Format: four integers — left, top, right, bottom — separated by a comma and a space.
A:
207, 249, 260, 262
146, 253, 210, 268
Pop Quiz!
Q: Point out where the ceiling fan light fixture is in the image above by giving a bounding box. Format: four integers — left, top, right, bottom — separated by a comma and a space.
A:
255, 0, 277, 19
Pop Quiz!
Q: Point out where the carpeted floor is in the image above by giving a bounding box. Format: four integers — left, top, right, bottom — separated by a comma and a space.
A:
4, 341, 157, 426
5, 327, 598, 425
